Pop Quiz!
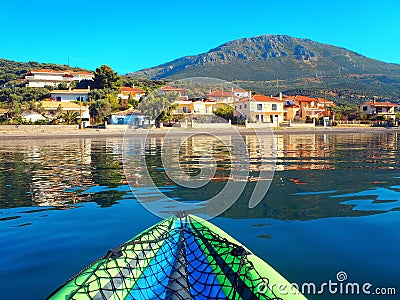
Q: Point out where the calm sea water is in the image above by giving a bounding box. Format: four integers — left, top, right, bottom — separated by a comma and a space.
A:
0, 132, 399, 299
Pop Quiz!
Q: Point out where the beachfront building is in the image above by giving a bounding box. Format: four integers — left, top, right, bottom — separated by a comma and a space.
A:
233, 89, 250, 99
234, 94, 285, 125
21, 111, 46, 122
40, 100, 90, 121
283, 95, 334, 120
173, 98, 217, 122
159, 86, 187, 97
110, 109, 153, 127
359, 100, 399, 120
206, 90, 237, 104
25, 69, 94, 88
50, 88, 90, 102
118, 87, 146, 101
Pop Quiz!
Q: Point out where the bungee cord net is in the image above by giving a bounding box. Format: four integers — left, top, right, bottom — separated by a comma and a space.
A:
48, 214, 282, 300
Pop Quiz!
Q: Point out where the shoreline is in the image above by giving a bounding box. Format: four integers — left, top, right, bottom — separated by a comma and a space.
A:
1, 124, 399, 140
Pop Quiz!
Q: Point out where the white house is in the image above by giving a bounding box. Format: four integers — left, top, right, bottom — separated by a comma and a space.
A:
25, 69, 94, 88
234, 94, 285, 125
233, 89, 249, 99
118, 87, 146, 100
40, 101, 90, 120
359, 100, 399, 120
21, 111, 46, 122
50, 88, 90, 102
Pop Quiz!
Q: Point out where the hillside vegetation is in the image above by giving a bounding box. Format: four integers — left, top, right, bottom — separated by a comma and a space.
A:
130, 35, 400, 104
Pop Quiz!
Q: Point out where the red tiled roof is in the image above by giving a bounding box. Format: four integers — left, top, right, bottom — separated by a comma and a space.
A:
233, 89, 248, 93
362, 101, 399, 107
252, 94, 283, 102
31, 69, 65, 74
161, 86, 186, 92
120, 87, 146, 93
206, 90, 234, 97
316, 98, 334, 104
294, 95, 317, 102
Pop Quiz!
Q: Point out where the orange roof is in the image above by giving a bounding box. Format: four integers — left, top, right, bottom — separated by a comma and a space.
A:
206, 90, 234, 97
31, 69, 65, 74
363, 101, 399, 107
161, 86, 186, 92
120, 87, 146, 93
294, 95, 317, 102
252, 94, 283, 102
316, 98, 334, 103
233, 89, 248, 93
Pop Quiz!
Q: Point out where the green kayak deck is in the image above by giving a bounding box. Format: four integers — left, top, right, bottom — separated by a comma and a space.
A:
48, 214, 306, 299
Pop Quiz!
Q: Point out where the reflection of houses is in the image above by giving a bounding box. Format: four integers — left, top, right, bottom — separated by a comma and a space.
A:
118, 87, 146, 100
110, 109, 153, 127
359, 100, 399, 120
26, 139, 94, 206
234, 94, 284, 124
40, 100, 90, 119
25, 69, 94, 88
284, 95, 334, 120
50, 88, 90, 102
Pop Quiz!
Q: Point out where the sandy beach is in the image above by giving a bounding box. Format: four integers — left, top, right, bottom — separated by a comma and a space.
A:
0, 124, 399, 140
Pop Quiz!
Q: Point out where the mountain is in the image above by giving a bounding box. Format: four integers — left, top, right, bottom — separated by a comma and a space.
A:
130, 35, 400, 103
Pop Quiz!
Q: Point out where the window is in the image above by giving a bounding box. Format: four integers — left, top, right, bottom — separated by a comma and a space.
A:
239, 105, 242, 109
272, 104, 277, 111
256, 114, 260, 121
244, 104, 247, 108
56, 96, 61, 101
257, 104, 262, 110
234, 106, 237, 110
363, 106, 368, 111
260, 115, 264, 122
183, 107, 187, 113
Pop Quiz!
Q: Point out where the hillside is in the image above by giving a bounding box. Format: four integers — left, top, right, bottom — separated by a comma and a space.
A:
0, 59, 89, 86
130, 35, 400, 104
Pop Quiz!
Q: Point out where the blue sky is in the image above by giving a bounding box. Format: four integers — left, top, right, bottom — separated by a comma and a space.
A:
1, 0, 399, 74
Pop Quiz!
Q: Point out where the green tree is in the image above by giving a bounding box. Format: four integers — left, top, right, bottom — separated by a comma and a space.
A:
92, 65, 121, 90
156, 103, 178, 124
138, 92, 179, 123
90, 99, 111, 124
60, 111, 80, 124
105, 93, 119, 112
214, 105, 234, 121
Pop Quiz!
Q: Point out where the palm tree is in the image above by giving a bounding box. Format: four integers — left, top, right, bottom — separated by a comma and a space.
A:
60, 111, 80, 125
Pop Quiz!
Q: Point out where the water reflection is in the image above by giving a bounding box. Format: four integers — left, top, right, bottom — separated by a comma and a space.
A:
1, 132, 400, 221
